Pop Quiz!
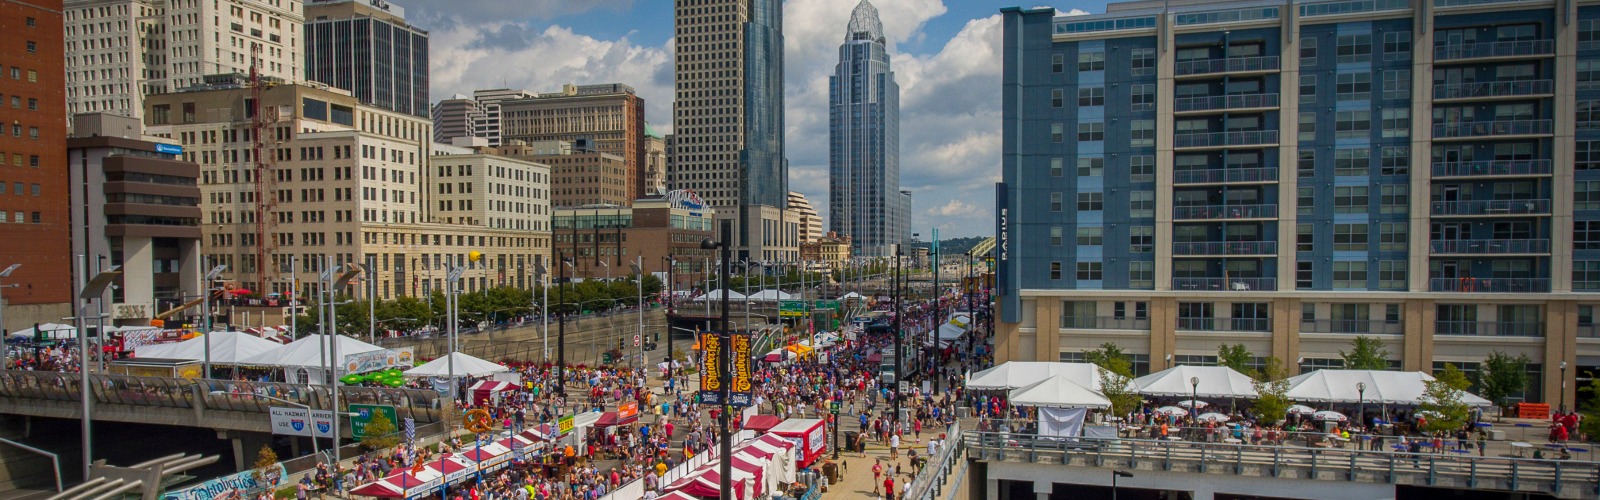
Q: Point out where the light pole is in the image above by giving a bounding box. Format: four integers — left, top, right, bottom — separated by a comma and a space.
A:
1357, 381, 1367, 430
893, 243, 904, 427
630, 257, 645, 370
199, 264, 227, 378
322, 261, 361, 462
557, 254, 573, 394
445, 262, 464, 403
1560, 361, 1569, 413
1190, 376, 1200, 416
1112, 470, 1133, 500
0, 263, 20, 371
534, 261, 549, 363
76, 262, 121, 480
664, 255, 676, 386
367, 255, 377, 344
700, 227, 734, 500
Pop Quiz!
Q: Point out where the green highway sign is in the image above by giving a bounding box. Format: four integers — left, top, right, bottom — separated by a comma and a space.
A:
779, 300, 806, 317
349, 404, 397, 440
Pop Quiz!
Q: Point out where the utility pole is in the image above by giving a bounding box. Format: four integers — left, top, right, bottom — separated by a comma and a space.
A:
558, 253, 569, 394
893, 244, 903, 428
932, 228, 941, 393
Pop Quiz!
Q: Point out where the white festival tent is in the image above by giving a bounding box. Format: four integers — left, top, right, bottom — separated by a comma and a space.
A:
937, 312, 973, 343
404, 352, 509, 378
237, 334, 387, 384
693, 289, 747, 302
6, 323, 77, 340
1284, 369, 1493, 406
966, 361, 1117, 391
744, 289, 793, 301
1007, 375, 1111, 409
838, 292, 864, 300
132, 331, 282, 364
1133, 365, 1259, 399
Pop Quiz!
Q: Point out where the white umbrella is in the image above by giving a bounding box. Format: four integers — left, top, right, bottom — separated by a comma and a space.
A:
1155, 406, 1188, 417
1195, 412, 1231, 423
1287, 405, 1317, 416
1312, 410, 1348, 422
1178, 400, 1208, 409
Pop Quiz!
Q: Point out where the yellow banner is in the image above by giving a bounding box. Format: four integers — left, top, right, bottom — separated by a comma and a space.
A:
557, 415, 574, 435
699, 333, 722, 394
731, 333, 753, 406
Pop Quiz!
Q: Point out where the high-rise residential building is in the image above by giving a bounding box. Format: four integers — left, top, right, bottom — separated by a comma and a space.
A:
430, 89, 536, 147
500, 84, 646, 201
63, 0, 305, 120
789, 191, 821, 244
488, 140, 632, 208
673, 0, 795, 262
997, 1, 1600, 406
1, 0, 71, 332
829, 0, 903, 258
304, 0, 430, 117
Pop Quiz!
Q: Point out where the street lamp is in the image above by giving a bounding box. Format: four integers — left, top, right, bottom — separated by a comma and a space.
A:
1560, 361, 1569, 413
663, 255, 677, 388
534, 261, 549, 363
0, 263, 20, 371
1190, 376, 1200, 416
1112, 470, 1133, 500
557, 255, 574, 394
701, 227, 735, 500
1357, 381, 1367, 431
200, 264, 227, 378
630, 257, 645, 371
893, 243, 904, 428
77, 263, 121, 480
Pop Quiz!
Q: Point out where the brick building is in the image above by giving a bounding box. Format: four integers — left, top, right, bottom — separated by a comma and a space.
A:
0, 0, 71, 332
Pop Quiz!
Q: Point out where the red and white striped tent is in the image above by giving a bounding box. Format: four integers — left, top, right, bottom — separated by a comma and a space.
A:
458, 441, 515, 473
347, 455, 477, 499
664, 433, 797, 500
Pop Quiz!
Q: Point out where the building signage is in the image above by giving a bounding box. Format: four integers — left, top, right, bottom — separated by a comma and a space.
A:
618, 401, 639, 421
557, 415, 575, 436
665, 189, 706, 211
268, 406, 335, 438
342, 347, 414, 375
155, 143, 184, 155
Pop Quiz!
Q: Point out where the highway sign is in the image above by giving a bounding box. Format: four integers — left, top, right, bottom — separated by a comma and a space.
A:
349, 404, 397, 440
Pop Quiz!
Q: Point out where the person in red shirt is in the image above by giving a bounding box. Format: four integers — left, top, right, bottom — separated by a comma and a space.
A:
884, 475, 895, 499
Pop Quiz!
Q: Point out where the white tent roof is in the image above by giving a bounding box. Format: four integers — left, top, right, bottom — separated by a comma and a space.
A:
937, 312, 972, 341
745, 289, 792, 301
237, 334, 386, 368
1284, 369, 1493, 406
6, 323, 77, 340
405, 352, 509, 377
838, 292, 864, 300
1133, 365, 1259, 398
967, 361, 1115, 391
133, 331, 283, 364
1007, 375, 1111, 408
694, 289, 747, 301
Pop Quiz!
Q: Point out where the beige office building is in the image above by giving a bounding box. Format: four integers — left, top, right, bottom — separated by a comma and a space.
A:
499, 84, 646, 201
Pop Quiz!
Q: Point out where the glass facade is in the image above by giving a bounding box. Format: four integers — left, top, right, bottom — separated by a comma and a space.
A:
829, 0, 905, 257
305, 14, 430, 117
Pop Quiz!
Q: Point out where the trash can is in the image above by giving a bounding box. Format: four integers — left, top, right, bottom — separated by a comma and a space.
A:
821, 461, 839, 484
845, 431, 860, 451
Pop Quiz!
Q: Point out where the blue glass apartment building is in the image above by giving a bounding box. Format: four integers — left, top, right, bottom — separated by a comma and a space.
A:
829, 0, 907, 258
998, 0, 1600, 404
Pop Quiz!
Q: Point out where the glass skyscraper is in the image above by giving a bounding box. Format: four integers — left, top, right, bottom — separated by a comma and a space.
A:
829, 0, 903, 257
304, 0, 430, 117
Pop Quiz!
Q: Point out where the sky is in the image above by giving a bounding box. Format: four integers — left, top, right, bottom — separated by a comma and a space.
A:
406, 0, 1097, 239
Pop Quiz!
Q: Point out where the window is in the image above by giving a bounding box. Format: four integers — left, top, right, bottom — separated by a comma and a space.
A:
1130, 191, 1154, 218
1380, 184, 1408, 214
1178, 302, 1216, 331
1298, 223, 1315, 252
1582, 141, 1600, 171
1131, 84, 1155, 111
1381, 109, 1410, 138
1051, 226, 1063, 246
1337, 34, 1373, 63
1336, 110, 1371, 139
1298, 187, 1316, 215
25, 17, 34, 27
1077, 192, 1103, 211
1300, 74, 1318, 105
1334, 261, 1368, 289
1051, 53, 1064, 73
1581, 100, 1600, 131
1498, 24, 1537, 42
1301, 36, 1318, 66
1051, 123, 1064, 143
1335, 148, 1369, 176
1076, 226, 1103, 246
1078, 122, 1104, 142
1335, 223, 1369, 251
1379, 222, 1407, 251
1583, 19, 1600, 49
1233, 303, 1271, 332
1129, 120, 1154, 147
1582, 61, 1600, 92
1336, 72, 1372, 101
1381, 147, 1409, 176
1296, 261, 1315, 289
1050, 192, 1063, 212
25, 41, 35, 54
1384, 31, 1411, 60
1299, 112, 1317, 142
1050, 262, 1063, 280
1078, 49, 1105, 72
1299, 150, 1317, 177
1131, 48, 1156, 76
1077, 262, 1103, 280
1078, 87, 1104, 107
1076, 157, 1103, 177
1576, 261, 1600, 291
1130, 226, 1154, 253
1050, 157, 1063, 177
1051, 89, 1064, 108
1382, 69, 1411, 100
1335, 186, 1369, 213
1129, 261, 1154, 288
1572, 221, 1600, 250
1130, 155, 1154, 182
1577, 181, 1600, 211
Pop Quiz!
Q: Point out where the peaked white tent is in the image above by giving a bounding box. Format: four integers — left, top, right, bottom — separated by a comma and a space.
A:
693, 289, 747, 301
745, 289, 793, 301
1008, 375, 1111, 408
838, 292, 864, 300
237, 334, 388, 384
133, 331, 282, 364
405, 352, 509, 377
6, 323, 77, 340
966, 361, 1116, 391
1284, 369, 1492, 406
937, 312, 973, 342
1133, 365, 1259, 399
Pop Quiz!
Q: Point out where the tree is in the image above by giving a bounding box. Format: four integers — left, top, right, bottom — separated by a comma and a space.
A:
250, 445, 282, 494
1420, 363, 1473, 433
1477, 350, 1531, 417
1083, 342, 1132, 377
1251, 357, 1293, 426
1340, 336, 1392, 370
1084, 343, 1140, 417
360, 409, 400, 451
1579, 373, 1600, 440
1217, 344, 1255, 373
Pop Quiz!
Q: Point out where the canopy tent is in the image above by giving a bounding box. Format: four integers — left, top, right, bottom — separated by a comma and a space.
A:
761, 348, 796, 363
1133, 365, 1259, 399
937, 312, 972, 342
404, 352, 509, 377
236, 334, 390, 384
838, 292, 864, 300
469, 380, 518, 405
744, 289, 793, 301
966, 361, 1117, 391
1006, 375, 1111, 409
692, 289, 747, 301
132, 331, 282, 364
347, 455, 477, 498
743, 414, 784, 432
1283, 369, 1493, 406
6, 323, 77, 341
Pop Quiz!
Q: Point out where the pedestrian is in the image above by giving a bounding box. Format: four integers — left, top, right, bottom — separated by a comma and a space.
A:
890, 431, 901, 460
1476, 431, 1487, 457
872, 459, 883, 496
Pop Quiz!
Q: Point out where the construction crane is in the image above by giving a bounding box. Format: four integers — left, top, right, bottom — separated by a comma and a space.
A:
249, 43, 279, 294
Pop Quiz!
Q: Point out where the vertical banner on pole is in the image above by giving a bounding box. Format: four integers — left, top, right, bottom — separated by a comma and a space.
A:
730, 332, 753, 406
698, 332, 723, 404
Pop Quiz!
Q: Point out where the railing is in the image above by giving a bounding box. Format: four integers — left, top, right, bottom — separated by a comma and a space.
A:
1174, 130, 1280, 148
1174, 168, 1279, 185
1429, 277, 1551, 293
1430, 239, 1550, 254
1434, 40, 1555, 61
0, 371, 444, 422
1174, 93, 1281, 112
1059, 316, 1152, 330
962, 431, 1600, 498
1433, 119, 1553, 138
1431, 199, 1551, 216
902, 422, 963, 500
1174, 204, 1279, 220
1172, 277, 1278, 292
1432, 160, 1552, 178
1174, 56, 1281, 76
1435, 320, 1545, 337
1580, 324, 1600, 338
1176, 317, 1272, 332
1300, 319, 1404, 335
1172, 241, 1278, 256
1433, 79, 1553, 100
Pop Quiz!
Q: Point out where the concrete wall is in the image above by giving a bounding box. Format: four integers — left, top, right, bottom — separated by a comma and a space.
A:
983, 461, 1396, 500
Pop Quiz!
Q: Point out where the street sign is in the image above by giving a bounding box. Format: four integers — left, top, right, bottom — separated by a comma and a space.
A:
898, 381, 910, 393
348, 404, 397, 440
634, 334, 641, 346
779, 300, 806, 317
829, 401, 841, 415
268, 407, 335, 438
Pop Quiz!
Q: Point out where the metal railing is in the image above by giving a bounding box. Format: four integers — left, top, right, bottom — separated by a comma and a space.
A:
1174, 168, 1279, 185
1430, 239, 1550, 255
903, 422, 963, 500
1174, 56, 1281, 76
1433, 119, 1553, 138
1174, 130, 1280, 148
1059, 316, 1152, 330
1429, 277, 1551, 293
0, 371, 444, 422
1433, 79, 1554, 100
1175, 317, 1272, 332
1172, 277, 1278, 292
1172, 241, 1278, 256
1300, 319, 1404, 335
1174, 93, 1280, 112
1435, 320, 1546, 337
1432, 160, 1552, 178
1173, 204, 1279, 220
1431, 199, 1551, 216
1434, 40, 1555, 61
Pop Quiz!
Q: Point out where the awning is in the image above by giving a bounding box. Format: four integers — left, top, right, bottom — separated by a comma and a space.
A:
596, 410, 639, 427
1284, 369, 1493, 405
1133, 365, 1259, 399
743, 414, 783, 433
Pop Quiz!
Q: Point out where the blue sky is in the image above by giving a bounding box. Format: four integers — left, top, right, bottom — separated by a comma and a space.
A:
405, 1, 1099, 239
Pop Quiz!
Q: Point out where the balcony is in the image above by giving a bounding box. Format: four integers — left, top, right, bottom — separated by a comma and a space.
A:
1433, 80, 1554, 101
1173, 93, 1280, 114
1173, 130, 1279, 149
1431, 160, 1552, 178
1432, 120, 1552, 139
1173, 167, 1278, 185
1434, 40, 1554, 61
1059, 316, 1152, 330
1171, 241, 1278, 256
1172, 277, 1277, 291
1435, 320, 1545, 337
1430, 199, 1550, 217
1176, 317, 1272, 332
1300, 319, 1404, 335
1429, 277, 1550, 293
1173, 56, 1280, 77
1430, 239, 1550, 255
1173, 204, 1278, 221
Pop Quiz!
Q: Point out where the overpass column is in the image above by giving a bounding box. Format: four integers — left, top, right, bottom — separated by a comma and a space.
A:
219, 430, 275, 472
1033, 479, 1052, 500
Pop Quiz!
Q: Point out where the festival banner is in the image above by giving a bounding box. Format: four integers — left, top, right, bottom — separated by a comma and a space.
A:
342, 347, 412, 375
161, 464, 286, 500
730, 332, 753, 406
557, 415, 575, 436
698, 332, 724, 404
618, 401, 639, 421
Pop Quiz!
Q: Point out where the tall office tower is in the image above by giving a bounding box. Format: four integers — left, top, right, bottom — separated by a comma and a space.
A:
997, 2, 1598, 406
303, 0, 429, 117
828, 0, 902, 258
673, 0, 796, 262
0, 0, 71, 332
500, 84, 646, 201
64, 0, 305, 120
788, 191, 821, 244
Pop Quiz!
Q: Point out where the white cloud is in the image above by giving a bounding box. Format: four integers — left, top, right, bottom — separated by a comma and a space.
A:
931, 199, 977, 217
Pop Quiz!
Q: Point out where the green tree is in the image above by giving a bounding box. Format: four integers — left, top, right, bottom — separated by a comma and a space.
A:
1477, 350, 1531, 418
1217, 344, 1255, 373
1098, 366, 1142, 417
251, 444, 282, 494
1250, 357, 1293, 426
1340, 336, 1392, 370
1420, 363, 1473, 433
360, 409, 400, 450
1084, 342, 1132, 377
1578, 373, 1600, 440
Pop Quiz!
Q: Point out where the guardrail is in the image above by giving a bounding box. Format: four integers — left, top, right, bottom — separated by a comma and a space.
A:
0, 371, 443, 422
903, 422, 963, 500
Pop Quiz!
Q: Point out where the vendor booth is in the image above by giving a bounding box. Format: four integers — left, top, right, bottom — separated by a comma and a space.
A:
132, 331, 282, 365
1007, 375, 1110, 438
468, 380, 518, 406
766, 418, 826, 467
237, 334, 402, 384
1133, 365, 1259, 399
1284, 369, 1493, 405
966, 361, 1117, 391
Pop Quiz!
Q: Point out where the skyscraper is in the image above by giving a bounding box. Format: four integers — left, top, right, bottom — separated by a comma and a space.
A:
304, 0, 430, 117
828, 0, 902, 257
